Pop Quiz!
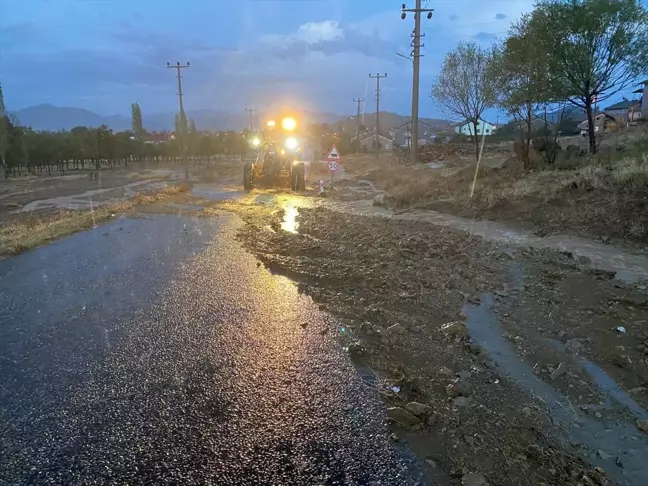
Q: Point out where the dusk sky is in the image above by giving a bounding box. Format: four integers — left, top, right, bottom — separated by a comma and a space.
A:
1, 0, 644, 120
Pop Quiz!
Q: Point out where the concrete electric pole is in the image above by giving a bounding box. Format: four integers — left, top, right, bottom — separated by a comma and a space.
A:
245, 108, 256, 132
401, 1, 434, 166
167, 61, 191, 180
369, 73, 387, 159
353, 98, 365, 153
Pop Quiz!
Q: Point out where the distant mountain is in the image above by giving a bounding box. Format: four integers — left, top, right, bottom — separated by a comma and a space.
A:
11, 105, 110, 131
10, 104, 451, 133
9, 104, 246, 132
334, 111, 453, 134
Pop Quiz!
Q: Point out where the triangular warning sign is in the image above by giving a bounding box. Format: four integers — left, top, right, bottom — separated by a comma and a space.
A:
326, 145, 341, 159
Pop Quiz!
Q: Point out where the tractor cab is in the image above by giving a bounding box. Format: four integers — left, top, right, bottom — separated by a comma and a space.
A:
243, 115, 305, 192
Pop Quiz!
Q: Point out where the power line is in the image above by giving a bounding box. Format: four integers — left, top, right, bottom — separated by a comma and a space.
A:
368, 73, 387, 159
245, 108, 257, 131
353, 98, 365, 154
167, 61, 191, 180
401, 1, 434, 166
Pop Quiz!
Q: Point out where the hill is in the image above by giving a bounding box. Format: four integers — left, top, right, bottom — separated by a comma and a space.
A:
10, 104, 452, 133
334, 111, 453, 134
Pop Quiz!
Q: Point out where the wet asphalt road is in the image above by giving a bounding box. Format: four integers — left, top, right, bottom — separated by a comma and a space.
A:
0, 213, 426, 485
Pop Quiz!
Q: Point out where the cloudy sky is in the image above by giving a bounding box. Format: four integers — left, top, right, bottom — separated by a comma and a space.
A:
1, 0, 630, 119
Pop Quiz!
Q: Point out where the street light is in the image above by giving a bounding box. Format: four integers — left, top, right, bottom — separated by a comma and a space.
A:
251, 137, 260, 147
267, 120, 276, 128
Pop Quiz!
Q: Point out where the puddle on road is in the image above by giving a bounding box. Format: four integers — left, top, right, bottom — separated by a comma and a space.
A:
463, 274, 648, 485
163, 203, 205, 212
20, 179, 172, 213
191, 184, 246, 201
280, 205, 300, 234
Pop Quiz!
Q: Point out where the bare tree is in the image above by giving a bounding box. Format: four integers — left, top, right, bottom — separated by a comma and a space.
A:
431, 42, 498, 161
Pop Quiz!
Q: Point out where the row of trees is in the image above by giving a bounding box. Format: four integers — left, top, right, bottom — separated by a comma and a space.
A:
0, 122, 254, 177
432, 0, 648, 166
0, 92, 258, 177
0, 86, 355, 177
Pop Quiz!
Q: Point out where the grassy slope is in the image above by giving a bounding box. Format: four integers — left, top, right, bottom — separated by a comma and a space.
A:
344, 137, 648, 244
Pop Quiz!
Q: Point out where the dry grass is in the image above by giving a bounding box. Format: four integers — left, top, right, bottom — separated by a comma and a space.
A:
0, 182, 193, 256
348, 143, 648, 242
0, 201, 134, 256
473, 153, 648, 207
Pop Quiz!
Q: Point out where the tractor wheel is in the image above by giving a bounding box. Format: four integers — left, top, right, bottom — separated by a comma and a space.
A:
291, 162, 305, 192
243, 163, 253, 190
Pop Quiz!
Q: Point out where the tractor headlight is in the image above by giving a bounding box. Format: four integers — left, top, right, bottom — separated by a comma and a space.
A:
282, 117, 297, 131
285, 137, 298, 150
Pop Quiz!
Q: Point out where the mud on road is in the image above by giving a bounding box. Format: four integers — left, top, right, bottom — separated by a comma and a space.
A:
213, 196, 648, 486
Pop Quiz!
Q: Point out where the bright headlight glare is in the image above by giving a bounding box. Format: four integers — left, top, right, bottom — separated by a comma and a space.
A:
285, 137, 298, 150
282, 117, 297, 131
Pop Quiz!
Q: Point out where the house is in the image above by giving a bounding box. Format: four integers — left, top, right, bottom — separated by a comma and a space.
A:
578, 113, 616, 136
603, 98, 643, 123
145, 132, 172, 144
631, 80, 647, 117
393, 121, 437, 147
353, 133, 393, 152
454, 119, 497, 136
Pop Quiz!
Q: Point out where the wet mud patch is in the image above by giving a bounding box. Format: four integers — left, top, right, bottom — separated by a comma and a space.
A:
491, 254, 648, 415
217, 201, 619, 486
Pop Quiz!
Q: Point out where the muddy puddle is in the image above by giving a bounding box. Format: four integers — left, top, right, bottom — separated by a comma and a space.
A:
191, 184, 247, 201
193, 183, 648, 285
19, 179, 173, 213
300, 198, 648, 285
463, 261, 648, 486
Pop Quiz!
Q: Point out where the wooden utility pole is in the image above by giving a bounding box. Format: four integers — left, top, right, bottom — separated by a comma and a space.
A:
167, 61, 191, 180
369, 73, 387, 158
245, 108, 256, 131
401, 1, 434, 165
353, 98, 364, 153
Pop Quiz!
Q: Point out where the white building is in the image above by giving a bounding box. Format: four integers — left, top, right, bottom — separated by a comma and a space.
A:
351, 133, 394, 152
454, 119, 497, 136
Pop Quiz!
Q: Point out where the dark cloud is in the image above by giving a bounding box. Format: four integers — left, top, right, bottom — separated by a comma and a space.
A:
473, 32, 499, 43
261, 29, 394, 63
111, 25, 239, 55
2, 19, 413, 114
495, 13, 507, 20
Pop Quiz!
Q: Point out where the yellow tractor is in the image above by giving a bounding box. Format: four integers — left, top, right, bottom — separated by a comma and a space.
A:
244, 116, 305, 191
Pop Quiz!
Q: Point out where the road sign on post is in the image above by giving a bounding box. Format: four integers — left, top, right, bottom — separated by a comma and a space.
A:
325, 145, 341, 161
325, 145, 342, 186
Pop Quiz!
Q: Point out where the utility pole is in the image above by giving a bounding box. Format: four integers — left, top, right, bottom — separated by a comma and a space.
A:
245, 108, 256, 132
369, 73, 387, 159
401, 1, 434, 166
353, 98, 364, 153
167, 61, 191, 180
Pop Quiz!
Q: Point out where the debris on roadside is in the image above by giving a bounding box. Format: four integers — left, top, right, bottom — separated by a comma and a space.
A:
387, 407, 420, 427
637, 419, 648, 434
441, 321, 468, 340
